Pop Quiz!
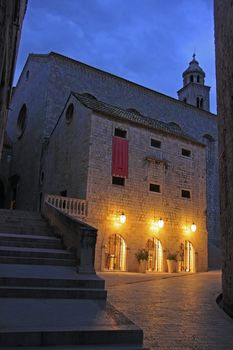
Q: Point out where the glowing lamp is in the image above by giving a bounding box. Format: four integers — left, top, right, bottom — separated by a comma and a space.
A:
158, 218, 164, 228
191, 223, 197, 232
120, 212, 126, 224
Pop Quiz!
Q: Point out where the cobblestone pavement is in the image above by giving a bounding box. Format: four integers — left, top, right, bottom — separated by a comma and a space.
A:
98, 271, 233, 350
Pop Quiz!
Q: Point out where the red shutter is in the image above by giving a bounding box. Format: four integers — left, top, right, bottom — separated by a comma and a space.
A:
112, 137, 128, 178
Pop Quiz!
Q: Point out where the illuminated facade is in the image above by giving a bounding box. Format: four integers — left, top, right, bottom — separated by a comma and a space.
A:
42, 93, 208, 272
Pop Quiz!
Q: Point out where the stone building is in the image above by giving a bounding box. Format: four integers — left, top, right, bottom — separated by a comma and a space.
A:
42, 92, 208, 272
6, 52, 219, 269
0, 0, 27, 158
214, 0, 233, 316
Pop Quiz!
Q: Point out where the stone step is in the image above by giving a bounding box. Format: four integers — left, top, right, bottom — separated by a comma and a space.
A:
0, 276, 105, 289
0, 233, 63, 249
0, 325, 143, 347
0, 246, 74, 259
0, 225, 53, 235
0, 345, 148, 350
0, 286, 107, 299
0, 256, 76, 266
0, 209, 42, 218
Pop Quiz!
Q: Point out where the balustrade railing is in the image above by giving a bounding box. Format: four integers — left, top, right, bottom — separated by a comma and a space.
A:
45, 194, 87, 218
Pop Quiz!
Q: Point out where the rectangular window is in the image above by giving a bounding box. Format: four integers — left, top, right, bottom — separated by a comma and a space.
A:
112, 176, 125, 186
149, 183, 160, 193
181, 189, 191, 199
182, 148, 191, 157
151, 138, 161, 149
115, 128, 127, 138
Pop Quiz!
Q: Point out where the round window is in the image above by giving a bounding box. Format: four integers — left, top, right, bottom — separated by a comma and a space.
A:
17, 104, 27, 139
65, 103, 74, 124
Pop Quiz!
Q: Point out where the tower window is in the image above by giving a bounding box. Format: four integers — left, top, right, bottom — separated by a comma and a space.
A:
181, 190, 191, 199
115, 128, 127, 138
200, 98, 203, 109
190, 75, 193, 83
197, 75, 200, 83
151, 138, 161, 149
196, 97, 200, 108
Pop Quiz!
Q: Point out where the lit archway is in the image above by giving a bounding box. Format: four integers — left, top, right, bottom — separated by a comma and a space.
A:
105, 234, 126, 271
184, 240, 195, 272
146, 238, 163, 272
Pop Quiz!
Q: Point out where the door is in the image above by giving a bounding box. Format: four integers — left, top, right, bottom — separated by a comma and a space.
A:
105, 234, 126, 271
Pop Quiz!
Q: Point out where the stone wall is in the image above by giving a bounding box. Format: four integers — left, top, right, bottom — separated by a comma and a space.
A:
214, 0, 233, 316
85, 112, 208, 272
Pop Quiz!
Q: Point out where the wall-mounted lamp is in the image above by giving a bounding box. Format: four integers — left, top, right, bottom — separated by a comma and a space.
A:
191, 222, 197, 232
119, 212, 126, 224
158, 218, 164, 228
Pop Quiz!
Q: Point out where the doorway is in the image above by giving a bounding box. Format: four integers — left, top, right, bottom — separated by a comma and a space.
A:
146, 238, 163, 272
0, 180, 5, 208
105, 234, 126, 271
184, 240, 195, 272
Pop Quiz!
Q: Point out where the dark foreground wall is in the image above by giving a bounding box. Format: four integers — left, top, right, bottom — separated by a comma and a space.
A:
214, 0, 233, 316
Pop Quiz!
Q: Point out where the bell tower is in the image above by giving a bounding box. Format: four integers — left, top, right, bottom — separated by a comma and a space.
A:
177, 54, 210, 112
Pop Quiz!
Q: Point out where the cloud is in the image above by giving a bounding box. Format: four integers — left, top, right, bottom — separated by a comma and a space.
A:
15, 0, 216, 112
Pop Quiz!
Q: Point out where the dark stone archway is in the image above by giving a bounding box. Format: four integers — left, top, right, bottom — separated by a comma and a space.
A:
0, 180, 5, 208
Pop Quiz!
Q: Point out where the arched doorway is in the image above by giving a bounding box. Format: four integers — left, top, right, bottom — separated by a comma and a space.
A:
0, 180, 5, 208
184, 240, 195, 272
146, 238, 163, 272
105, 234, 126, 271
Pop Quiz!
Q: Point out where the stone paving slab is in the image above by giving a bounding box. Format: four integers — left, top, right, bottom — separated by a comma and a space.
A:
99, 271, 233, 350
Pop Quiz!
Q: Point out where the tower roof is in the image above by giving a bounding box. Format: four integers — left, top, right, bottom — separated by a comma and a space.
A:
182, 54, 205, 78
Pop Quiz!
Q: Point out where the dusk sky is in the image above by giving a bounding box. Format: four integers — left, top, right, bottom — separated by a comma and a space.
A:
15, 0, 216, 113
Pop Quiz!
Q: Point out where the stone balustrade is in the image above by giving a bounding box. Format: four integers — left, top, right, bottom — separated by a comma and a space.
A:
42, 196, 97, 274
45, 194, 87, 218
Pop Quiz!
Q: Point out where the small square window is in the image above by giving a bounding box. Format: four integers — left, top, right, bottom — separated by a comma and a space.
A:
149, 183, 160, 193
151, 139, 161, 149
181, 190, 191, 199
112, 176, 125, 186
182, 148, 191, 157
115, 128, 127, 138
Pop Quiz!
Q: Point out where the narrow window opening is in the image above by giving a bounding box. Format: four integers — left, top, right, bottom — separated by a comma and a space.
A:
114, 128, 127, 138
181, 190, 191, 199
197, 75, 200, 83
200, 98, 203, 109
151, 139, 161, 148
190, 75, 193, 83
112, 177, 125, 186
196, 97, 200, 108
149, 184, 160, 193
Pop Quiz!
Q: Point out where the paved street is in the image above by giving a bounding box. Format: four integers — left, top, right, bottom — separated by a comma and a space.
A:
98, 271, 233, 350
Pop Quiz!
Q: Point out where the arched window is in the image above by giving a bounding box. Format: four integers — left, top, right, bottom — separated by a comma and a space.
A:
17, 104, 27, 139
197, 75, 200, 83
65, 103, 74, 124
196, 97, 200, 108
190, 75, 194, 83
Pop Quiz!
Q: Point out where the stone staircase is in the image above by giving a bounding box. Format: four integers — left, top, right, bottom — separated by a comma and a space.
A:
0, 209, 147, 349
